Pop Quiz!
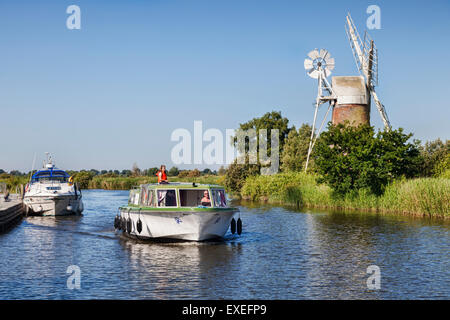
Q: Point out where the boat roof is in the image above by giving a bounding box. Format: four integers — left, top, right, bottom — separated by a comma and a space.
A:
137, 182, 225, 190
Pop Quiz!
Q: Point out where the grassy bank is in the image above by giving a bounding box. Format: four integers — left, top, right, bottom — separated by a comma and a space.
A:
241, 172, 449, 218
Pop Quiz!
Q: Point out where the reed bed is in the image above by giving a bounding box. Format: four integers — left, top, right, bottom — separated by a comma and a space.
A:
241, 172, 449, 218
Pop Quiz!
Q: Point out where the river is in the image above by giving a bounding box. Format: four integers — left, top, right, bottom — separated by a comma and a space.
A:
0, 189, 448, 299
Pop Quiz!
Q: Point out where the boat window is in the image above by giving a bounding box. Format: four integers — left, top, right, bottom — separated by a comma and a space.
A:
140, 188, 156, 207
179, 189, 211, 207
212, 189, 227, 208
129, 190, 140, 205
32, 170, 69, 183
157, 189, 177, 207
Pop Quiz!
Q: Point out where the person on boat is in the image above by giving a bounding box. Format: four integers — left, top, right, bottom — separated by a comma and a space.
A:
200, 190, 211, 207
156, 165, 168, 184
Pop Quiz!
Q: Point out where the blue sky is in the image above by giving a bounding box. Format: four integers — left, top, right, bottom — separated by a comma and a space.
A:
0, 0, 449, 171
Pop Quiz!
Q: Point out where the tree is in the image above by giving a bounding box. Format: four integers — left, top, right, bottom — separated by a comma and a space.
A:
143, 167, 159, 176
168, 167, 179, 177
188, 169, 201, 177
233, 111, 291, 169
73, 171, 95, 189
314, 123, 422, 196
434, 154, 450, 178
281, 124, 313, 172
218, 166, 226, 176
419, 139, 449, 177
202, 168, 212, 175
131, 163, 141, 177
121, 170, 132, 177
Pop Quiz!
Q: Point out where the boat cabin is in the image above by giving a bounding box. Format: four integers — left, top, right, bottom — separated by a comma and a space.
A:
128, 183, 229, 208
31, 168, 70, 183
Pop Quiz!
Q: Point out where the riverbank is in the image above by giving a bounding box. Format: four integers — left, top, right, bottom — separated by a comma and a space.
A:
240, 172, 449, 219
2, 172, 448, 218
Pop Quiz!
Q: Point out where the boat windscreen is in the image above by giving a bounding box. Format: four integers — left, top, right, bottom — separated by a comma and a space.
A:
31, 170, 69, 182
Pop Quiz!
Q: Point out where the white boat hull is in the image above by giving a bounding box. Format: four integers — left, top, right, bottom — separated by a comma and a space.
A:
118, 208, 238, 241
24, 195, 84, 216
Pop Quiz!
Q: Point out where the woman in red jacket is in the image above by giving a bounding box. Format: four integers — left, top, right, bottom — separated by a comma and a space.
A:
156, 165, 168, 184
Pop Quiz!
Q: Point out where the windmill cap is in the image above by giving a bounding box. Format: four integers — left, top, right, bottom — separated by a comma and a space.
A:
332, 76, 369, 105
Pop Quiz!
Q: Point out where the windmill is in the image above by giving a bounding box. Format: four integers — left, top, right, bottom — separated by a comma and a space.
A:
303, 48, 337, 172
345, 13, 391, 130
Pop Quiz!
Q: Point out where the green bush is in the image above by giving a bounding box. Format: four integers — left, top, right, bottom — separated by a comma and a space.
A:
314, 123, 422, 196
224, 161, 259, 194
73, 171, 96, 189
420, 139, 449, 177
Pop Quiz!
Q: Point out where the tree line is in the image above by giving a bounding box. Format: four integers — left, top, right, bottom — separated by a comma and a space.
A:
224, 111, 449, 197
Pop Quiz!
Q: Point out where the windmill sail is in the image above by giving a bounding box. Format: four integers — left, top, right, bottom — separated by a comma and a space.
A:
303, 49, 337, 172
345, 13, 391, 130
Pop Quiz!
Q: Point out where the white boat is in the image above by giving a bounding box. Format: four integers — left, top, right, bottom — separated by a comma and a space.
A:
23, 154, 84, 216
115, 182, 241, 241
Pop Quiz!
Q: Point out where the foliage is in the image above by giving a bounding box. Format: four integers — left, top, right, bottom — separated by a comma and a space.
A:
0, 175, 28, 191
121, 170, 132, 177
217, 166, 226, 176
202, 168, 212, 175
379, 177, 450, 217
73, 171, 96, 189
419, 139, 449, 177
224, 160, 259, 194
233, 111, 291, 170
168, 167, 179, 176
131, 163, 141, 177
143, 167, 159, 176
177, 169, 201, 178
280, 124, 313, 172
314, 123, 422, 196
241, 172, 449, 218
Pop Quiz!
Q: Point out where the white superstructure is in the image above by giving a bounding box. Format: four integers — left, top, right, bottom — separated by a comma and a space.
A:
23, 154, 83, 216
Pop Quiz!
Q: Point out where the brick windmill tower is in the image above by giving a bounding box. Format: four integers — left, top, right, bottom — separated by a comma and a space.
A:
303, 13, 391, 171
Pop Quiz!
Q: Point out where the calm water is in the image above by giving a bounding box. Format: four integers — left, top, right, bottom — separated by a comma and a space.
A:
0, 189, 448, 299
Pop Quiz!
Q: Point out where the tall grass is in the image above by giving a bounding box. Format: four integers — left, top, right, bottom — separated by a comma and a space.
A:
379, 178, 449, 217
241, 172, 449, 218
0, 176, 28, 192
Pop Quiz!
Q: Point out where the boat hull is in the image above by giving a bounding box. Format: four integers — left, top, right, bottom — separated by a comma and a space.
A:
24, 195, 84, 216
118, 207, 238, 241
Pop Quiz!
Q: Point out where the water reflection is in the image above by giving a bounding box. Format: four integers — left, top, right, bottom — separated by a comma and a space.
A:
118, 238, 241, 299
